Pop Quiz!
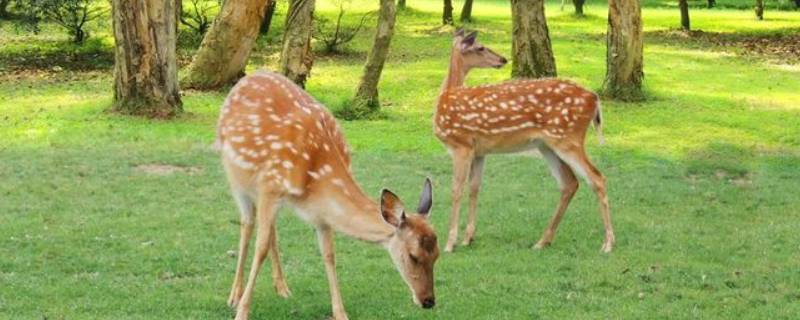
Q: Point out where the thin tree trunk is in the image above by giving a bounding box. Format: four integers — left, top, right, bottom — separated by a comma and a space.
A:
398, 0, 406, 9
460, 0, 473, 22
111, 0, 182, 118
795, 0, 799, 9
182, 0, 270, 90
603, 0, 644, 100
260, 0, 277, 34
280, 0, 315, 87
348, 0, 397, 118
573, 0, 585, 15
510, 0, 557, 78
443, 0, 453, 25
755, 0, 764, 20
707, 0, 715, 8
679, 0, 690, 31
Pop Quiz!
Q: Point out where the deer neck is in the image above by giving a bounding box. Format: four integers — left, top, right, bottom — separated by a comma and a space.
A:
440, 48, 469, 95
301, 173, 395, 245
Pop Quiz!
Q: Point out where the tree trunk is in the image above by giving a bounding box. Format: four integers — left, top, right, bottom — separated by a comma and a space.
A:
260, 0, 277, 34
347, 0, 397, 119
280, 0, 315, 87
795, 0, 799, 9
603, 0, 644, 100
510, 0, 557, 78
460, 0, 473, 22
755, 0, 764, 20
182, 0, 270, 90
679, 0, 690, 31
573, 0, 585, 15
111, 0, 182, 118
443, 0, 453, 25
707, 0, 715, 8
398, 0, 406, 9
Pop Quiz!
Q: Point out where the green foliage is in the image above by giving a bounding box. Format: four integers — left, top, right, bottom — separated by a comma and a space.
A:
313, 1, 373, 54
15, 0, 103, 44
179, 0, 220, 36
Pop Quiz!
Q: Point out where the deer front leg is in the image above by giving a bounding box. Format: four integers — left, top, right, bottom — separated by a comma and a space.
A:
228, 193, 254, 308
269, 224, 291, 298
462, 156, 485, 246
317, 226, 348, 320
445, 148, 474, 252
235, 192, 280, 320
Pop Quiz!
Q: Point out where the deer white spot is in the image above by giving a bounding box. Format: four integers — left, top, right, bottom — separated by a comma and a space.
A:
270, 142, 283, 150
282, 161, 294, 169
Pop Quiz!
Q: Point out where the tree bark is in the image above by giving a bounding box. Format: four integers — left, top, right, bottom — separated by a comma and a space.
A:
460, 0, 473, 22
573, 0, 585, 15
679, 0, 690, 31
111, 0, 182, 118
795, 0, 799, 9
755, 0, 764, 20
443, 0, 453, 25
603, 0, 643, 100
260, 0, 277, 34
707, 0, 715, 8
510, 0, 557, 78
280, 0, 315, 87
348, 0, 397, 118
182, 0, 270, 90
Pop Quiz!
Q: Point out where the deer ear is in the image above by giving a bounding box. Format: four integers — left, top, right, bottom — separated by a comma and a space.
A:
381, 189, 406, 227
417, 178, 433, 217
460, 31, 477, 51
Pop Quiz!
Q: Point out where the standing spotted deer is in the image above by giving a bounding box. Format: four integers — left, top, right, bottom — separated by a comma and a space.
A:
217, 71, 439, 320
435, 30, 614, 253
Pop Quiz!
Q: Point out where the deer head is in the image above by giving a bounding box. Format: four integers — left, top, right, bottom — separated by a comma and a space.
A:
380, 178, 439, 309
453, 29, 508, 70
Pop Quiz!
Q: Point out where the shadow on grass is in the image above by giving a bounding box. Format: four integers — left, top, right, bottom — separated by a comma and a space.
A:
0, 37, 113, 72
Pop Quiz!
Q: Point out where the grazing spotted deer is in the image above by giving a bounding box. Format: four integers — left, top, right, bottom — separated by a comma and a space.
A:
217, 71, 439, 320
435, 30, 614, 253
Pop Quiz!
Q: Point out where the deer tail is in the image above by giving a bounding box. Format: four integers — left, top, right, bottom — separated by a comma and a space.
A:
593, 100, 606, 145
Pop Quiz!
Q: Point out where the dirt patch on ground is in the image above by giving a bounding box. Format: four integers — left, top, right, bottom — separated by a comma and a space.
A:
648, 29, 800, 64
134, 164, 202, 176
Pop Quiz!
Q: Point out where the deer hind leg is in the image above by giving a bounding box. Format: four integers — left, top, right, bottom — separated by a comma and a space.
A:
228, 192, 255, 308
463, 156, 485, 246
235, 190, 281, 320
555, 147, 614, 253
269, 224, 291, 298
317, 226, 349, 320
534, 145, 579, 250
445, 148, 474, 252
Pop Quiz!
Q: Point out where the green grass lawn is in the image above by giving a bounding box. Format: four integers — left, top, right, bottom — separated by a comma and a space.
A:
2, 0, 800, 319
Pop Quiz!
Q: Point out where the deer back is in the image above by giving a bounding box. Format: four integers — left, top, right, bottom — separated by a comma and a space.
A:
217, 71, 352, 197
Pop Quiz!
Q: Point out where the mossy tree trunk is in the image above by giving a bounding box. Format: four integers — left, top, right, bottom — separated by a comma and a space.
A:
460, 0, 473, 22
573, 0, 585, 15
347, 0, 396, 119
182, 0, 270, 90
755, 0, 764, 20
510, 0, 556, 78
280, 0, 315, 87
111, 0, 182, 118
603, 0, 644, 100
679, 0, 690, 31
443, 0, 453, 25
